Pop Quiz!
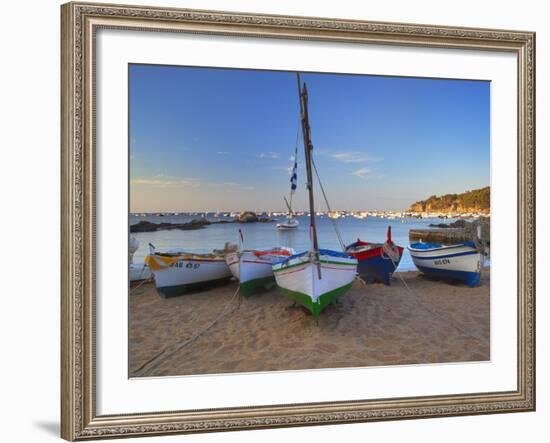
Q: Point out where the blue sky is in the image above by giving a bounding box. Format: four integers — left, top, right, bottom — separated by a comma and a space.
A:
129, 64, 490, 212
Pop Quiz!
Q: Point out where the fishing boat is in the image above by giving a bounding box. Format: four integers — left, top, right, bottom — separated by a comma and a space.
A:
129, 237, 152, 282
145, 244, 233, 297
345, 226, 404, 285
407, 241, 482, 287
276, 218, 299, 230
226, 245, 295, 296
276, 143, 300, 230
272, 74, 357, 321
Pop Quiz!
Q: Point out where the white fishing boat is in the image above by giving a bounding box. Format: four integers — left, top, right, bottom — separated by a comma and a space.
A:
129, 263, 152, 282
129, 237, 152, 282
145, 244, 233, 297
226, 246, 295, 296
276, 141, 300, 230
408, 241, 482, 287
272, 74, 357, 321
273, 250, 357, 319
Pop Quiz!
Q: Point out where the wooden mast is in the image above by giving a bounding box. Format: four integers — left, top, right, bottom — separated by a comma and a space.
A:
288, 179, 294, 218
297, 73, 321, 272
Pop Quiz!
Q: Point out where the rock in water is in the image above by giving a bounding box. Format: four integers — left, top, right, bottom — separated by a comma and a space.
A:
130, 219, 210, 233
236, 211, 258, 223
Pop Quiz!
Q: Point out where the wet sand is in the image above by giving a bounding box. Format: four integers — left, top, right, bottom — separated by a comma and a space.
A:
129, 270, 490, 377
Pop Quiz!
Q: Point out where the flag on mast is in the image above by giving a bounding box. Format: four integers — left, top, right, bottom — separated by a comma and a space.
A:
290, 145, 298, 194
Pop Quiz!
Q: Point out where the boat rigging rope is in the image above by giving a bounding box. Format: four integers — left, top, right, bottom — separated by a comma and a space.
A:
294, 120, 301, 153
381, 242, 402, 263
132, 284, 242, 377
311, 156, 346, 251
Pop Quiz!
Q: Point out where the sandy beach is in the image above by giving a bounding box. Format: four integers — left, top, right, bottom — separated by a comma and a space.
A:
129, 270, 490, 377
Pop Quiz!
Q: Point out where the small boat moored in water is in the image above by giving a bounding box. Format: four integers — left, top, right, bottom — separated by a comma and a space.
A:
145, 244, 233, 297
276, 139, 300, 231
276, 218, 299, 230
226, 246, 295, 296
345, 226, 404, 285
408, 241, 482, 287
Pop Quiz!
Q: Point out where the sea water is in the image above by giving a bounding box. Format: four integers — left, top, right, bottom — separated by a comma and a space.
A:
129, 214, 459, 272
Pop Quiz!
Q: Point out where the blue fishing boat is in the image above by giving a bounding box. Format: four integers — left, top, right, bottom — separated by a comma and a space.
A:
408, 241, 482, 287
345, 226, 404, 285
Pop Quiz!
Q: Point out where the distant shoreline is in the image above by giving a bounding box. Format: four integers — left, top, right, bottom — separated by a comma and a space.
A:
130, 210, 491, 219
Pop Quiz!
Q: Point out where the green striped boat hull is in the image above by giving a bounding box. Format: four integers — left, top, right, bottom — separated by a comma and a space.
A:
277, 282, 353, 320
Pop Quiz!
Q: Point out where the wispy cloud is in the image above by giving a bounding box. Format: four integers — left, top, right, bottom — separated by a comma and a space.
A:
258, 152, 280, 160
331, 151, 381, 163
209, 181, 256, 191
153, 173, 175, 179
131, 177, 256, 191
351, 168, 385, 180
272, 165, 294, 175
131, 178, 200, 188
216, 151, 229, 155
351, 167, 371, 178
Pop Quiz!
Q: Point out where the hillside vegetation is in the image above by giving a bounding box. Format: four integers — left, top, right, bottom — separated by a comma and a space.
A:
408, 186, 490, 214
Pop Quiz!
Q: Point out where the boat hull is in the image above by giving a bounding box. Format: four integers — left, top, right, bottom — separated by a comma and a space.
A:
272, 250, 357, 320
129, 263, 152, 282
147, 254, 232, 297
346, 242, 404, 285
226, 248, 294, 296
225, 251, 241, 280
276, 219, 299, 230
408, 242, 482, 287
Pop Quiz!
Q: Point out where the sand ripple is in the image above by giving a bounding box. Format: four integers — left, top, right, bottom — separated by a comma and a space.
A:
129, 271, 490, 377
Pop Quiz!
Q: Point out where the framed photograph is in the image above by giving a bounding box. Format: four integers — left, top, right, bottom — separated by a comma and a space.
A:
61, 1, 536, 440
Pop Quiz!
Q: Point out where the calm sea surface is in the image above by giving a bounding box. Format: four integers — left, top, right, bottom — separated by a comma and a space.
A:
130, 214, 462, 272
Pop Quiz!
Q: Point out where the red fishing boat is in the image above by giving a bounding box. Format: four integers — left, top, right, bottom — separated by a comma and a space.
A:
345, 226, 404, 285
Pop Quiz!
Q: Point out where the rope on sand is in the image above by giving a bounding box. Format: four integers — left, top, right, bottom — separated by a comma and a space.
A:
354, 275, 369, 287
360, 252, 477, 339
132, 285, 241, 377
129, 277, 154, 295
393, 271, 474, 337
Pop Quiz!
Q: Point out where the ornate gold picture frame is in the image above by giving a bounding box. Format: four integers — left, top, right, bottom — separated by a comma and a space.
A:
61, 2, 535, 440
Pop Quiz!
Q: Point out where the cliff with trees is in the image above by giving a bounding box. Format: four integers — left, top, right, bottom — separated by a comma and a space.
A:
408, 186, 490, 214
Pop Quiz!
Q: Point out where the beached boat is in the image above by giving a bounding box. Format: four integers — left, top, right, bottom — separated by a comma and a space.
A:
129, 236, 152, 282
407, 241, 482, 287
226, 246, 295, 296
145, 244, 232, 297
276, 143, 300, 230
345, 226, 404, 285
273, 250, 357, 319
273, 74, 357, 320
130, 263, 152, 282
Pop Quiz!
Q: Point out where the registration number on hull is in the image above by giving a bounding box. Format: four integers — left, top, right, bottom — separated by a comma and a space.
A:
173, 261, 200, 269
434, 258, 451, 265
